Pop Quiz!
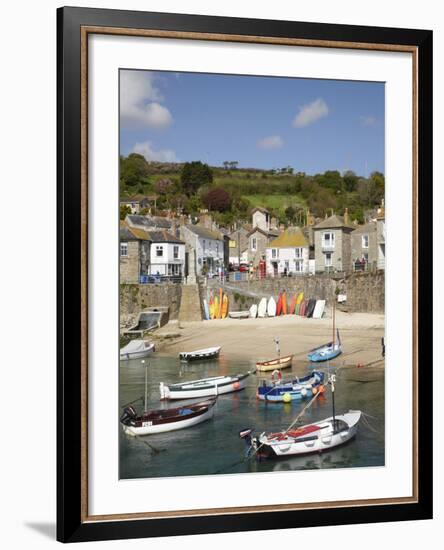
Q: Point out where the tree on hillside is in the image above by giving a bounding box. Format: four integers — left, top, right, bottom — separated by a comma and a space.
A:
285, 206, 296, 223
120, 204, 132, 220
315, 170, 345, 194
180, 161, 213, 196
120, 153, 150, 187
203, 187, 232, 212
343, 170, 358, 192
154, 178, 174, 195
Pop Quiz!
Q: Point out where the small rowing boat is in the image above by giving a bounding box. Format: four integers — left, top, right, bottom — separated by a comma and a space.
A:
256, 354, 293, 372
119, 339, 155, 361
229, 310, 250, 319
120, 398, 217, 436
179, 346, 221, 362
257, 370, 325, 402
160, 371, 252, 400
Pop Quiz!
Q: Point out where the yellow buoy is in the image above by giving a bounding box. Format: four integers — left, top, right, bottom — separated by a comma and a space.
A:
283, 393, 292, 403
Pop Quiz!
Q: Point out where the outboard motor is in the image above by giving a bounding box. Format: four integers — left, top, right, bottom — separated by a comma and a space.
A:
239, 428, 254, 457
120, 405, 137, 425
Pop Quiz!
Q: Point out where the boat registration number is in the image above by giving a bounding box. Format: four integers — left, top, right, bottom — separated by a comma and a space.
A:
142, 421, 153, 427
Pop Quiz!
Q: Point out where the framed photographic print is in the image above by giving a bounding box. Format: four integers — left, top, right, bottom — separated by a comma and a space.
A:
57, 6, 433, 543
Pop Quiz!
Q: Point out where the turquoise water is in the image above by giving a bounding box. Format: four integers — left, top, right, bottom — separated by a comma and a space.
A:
119, 354, 385, 479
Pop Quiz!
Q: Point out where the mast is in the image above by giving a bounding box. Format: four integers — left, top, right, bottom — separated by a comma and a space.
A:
142, 360, 148, 413
332, 298, 336, 346
330, 373, 336, 432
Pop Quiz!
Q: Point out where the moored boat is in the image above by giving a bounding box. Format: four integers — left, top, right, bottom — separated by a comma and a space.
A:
257, 370, 325, 402
179, 346, 221, 362
160, 371, 253, 400
120, 397, 217, 436
256, 354, 294, 372
307, 330, 342, 362
120, 339, 155, 361
243, 410, 361, 458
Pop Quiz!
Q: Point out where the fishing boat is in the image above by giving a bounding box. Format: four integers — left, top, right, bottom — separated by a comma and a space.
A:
241, 374, 361, 458
159, 371, 253, 400
119, 339, 155, 361
257, 370, 325, 402
308, 300, 342, 362
120, 360, 217, 435
257, 337, 293, 371
229, 310, 250, 319
179, 346, 221, 362
120, 398, 217, 435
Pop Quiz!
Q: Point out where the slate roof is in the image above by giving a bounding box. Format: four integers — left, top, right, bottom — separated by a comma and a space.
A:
352, 222, 377, 234
313, 214, 355, 230
185, 224, 223, 240
126, 214, 172, 229
148, 230, 184, 244
268, 227, 308, 248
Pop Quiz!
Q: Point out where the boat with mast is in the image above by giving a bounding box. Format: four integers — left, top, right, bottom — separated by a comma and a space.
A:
240, 374, 361, 458
307, 299, 342, 362
256, 337, 293, 372
120, 361, 216, 436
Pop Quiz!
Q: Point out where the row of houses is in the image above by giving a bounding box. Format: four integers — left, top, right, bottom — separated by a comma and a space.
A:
119, 204, 385, 284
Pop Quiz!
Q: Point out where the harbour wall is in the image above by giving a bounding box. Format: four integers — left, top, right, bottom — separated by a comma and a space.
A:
206, 271, 385, 314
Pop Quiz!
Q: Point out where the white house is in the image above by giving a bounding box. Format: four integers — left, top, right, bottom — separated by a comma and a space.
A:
266, 227, 309, 276
180, 224, 224, 276
147, 230, 185, 278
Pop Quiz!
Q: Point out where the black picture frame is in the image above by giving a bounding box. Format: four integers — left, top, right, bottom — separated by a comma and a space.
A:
57, 6, 433, 543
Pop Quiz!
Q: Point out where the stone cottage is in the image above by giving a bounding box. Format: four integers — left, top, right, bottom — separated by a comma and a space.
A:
313, 212, 355, 273
119, 223, 150, 284
351, 221, 378, 271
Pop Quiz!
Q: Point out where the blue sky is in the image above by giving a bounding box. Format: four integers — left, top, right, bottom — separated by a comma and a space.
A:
120, 70, 384, 176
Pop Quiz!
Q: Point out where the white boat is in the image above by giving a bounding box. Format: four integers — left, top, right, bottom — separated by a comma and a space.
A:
257, 298, 267, 318
229, 310, 250, 319
120, 398, 217, 436
267, 297, 277, 317
160, 371, 252, 400
179, 346, 221, 362
250, 410, 361, 457
312, 299, 326, 319
249, 304, 258, 318
120, 339, 155, 361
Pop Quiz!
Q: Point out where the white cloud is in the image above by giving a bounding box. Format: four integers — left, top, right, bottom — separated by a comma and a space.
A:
359, 115, 378, 127
120, 71, 173, 128
292, 98, 329, 128
132, 141, 178, 163
257, 135, 284, 150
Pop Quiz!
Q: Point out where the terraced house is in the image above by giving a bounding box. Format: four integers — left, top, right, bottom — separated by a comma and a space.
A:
313, 211, 355, 273
266, 227, 310, 276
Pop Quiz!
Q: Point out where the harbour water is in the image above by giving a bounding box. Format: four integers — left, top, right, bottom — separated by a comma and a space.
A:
119, 354, 385, 479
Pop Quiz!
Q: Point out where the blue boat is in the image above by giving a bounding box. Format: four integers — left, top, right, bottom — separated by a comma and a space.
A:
307, 329, 342, 362
257, 371, 325, 402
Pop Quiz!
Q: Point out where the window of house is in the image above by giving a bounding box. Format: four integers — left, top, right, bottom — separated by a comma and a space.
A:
173, 245, 179, 259
216, 243, 219, 254
156, 245, 163, 257
295, 260, 303, 272
322, 232, 335, 248
203, 239, 206, 252
271, 248, 278, 259
362, 234, 369, 248
251, 237, 257, 251
120, 242, 128, 257
295, 247, 302, 259
325, 252, 332, 266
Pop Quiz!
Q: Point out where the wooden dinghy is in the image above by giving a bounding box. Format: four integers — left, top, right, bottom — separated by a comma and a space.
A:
159, 371, 252, 400
256, 354, 294, 372
179, 346, 221, 362
257, 371, 325, 402
120, 397, 217, 436
120, 339, 155, 361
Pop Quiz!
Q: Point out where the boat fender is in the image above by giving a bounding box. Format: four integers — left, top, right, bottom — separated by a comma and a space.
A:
271, 369, 282, 382
318, 385, 325, 394
312, 387, 318, 395
301, 387, 307, 397
283, 393, 292, 403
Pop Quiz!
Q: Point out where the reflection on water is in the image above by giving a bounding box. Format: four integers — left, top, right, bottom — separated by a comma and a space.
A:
119, 353, 385, 479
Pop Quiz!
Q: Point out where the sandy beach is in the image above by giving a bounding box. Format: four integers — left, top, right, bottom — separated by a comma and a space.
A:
153, 310, 385, 368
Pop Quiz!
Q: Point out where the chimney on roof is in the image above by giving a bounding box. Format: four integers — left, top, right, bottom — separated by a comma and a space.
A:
306, 208, 315, 227
344, 207, 349, 225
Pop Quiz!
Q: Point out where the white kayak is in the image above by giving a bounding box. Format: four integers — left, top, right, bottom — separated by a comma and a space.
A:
251, 410, 361, 458
249, 304, 258, 318
160, 371, 252, 400
179, 346, 221, 362
267, 297, 277, 317
257, 298, 267, 318
120, 339, 155, 361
